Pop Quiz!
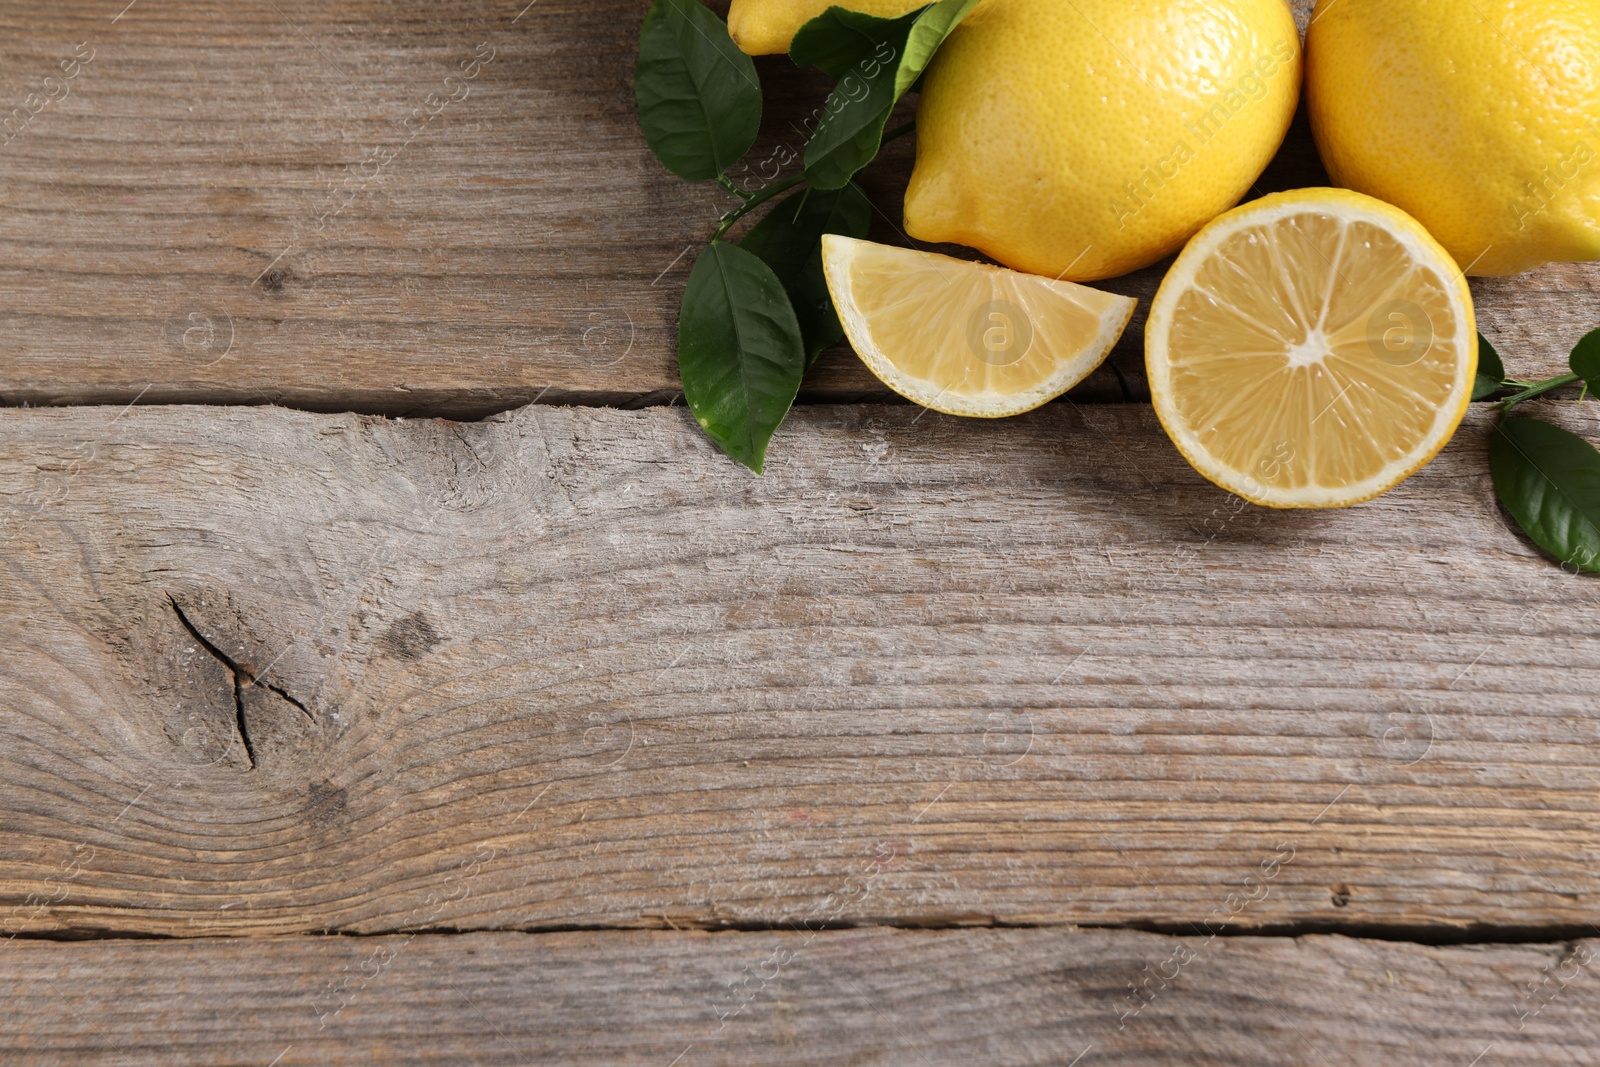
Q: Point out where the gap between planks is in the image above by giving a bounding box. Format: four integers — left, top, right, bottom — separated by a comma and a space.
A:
6, 916, 1600, 949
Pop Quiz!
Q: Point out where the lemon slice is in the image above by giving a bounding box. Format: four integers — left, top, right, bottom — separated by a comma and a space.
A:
821, 235, 1137, 418
1146, 188, 1476, 508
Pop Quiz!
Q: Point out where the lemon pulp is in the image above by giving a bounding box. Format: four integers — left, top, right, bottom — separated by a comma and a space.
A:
1146, 189, 1476, 508
822, 236, 1136, 418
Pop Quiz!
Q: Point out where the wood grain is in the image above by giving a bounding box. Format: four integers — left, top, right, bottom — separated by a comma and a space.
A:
0, 0, 1593, 415
4, 927, 1598, 1065
0, 401, 1597, 938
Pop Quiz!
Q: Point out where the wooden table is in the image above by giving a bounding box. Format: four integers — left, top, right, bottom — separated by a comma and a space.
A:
2, 1, 1597, 1063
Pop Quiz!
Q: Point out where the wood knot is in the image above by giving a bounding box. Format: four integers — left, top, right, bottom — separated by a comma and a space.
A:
166, 594, 315, 771
306, 780, 348, 827
378, 611, 442, 661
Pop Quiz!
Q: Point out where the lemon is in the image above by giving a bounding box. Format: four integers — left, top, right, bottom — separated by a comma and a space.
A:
1146, 189, 1476, 508
822, 235, 1136, 417
1307, 0, 1600, 277
903, 0, 1301, 282
727, 0, 926, 55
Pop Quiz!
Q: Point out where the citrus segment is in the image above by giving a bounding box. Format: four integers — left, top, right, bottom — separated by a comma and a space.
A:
822, 235, 1137, 418
1146, 189, 1476, 508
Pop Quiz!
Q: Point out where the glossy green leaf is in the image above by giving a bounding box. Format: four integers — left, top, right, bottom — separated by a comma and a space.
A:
1473, 331, 1505, 401
635, 0, 761, 182
894, 0, 980, 96
800, 58, 901, 189
802, 0, 978, 189
679, 242, 806, 472
790, 5, 924, 79
740, 183, 872, 364
1490, 416, 1600, 572
1569, 326, 1600, 395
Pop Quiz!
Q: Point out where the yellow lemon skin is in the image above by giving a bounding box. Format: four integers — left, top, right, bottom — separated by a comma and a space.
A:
1307, 0, 1600, 277
727, 0, 927, 55
903, 0, 1302, 282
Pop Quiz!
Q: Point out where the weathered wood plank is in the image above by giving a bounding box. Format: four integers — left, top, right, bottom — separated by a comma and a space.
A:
3, 927, 1596, 1064
0, 402, 1596, 937
0, 0, 1592, 414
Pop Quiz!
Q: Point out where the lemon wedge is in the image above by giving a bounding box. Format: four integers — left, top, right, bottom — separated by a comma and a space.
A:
1146, 188, 1476, 508
821, 235, 1136, 418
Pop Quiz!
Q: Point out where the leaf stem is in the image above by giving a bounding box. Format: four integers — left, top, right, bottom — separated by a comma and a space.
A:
710, 120, 916, 242
881, 118, 916, 145
1501, 372, 1581, 412
713, 171, 808, 240
717, 175, 754, 201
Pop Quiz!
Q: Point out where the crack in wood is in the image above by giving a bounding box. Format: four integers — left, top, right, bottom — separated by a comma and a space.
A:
166, 594, 312, 770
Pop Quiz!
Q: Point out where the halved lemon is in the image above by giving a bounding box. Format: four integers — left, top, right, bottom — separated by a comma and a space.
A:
821, 235, 1136, 418
1146, 188, 1476, 508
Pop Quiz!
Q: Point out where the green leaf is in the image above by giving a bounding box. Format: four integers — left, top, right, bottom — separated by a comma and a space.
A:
740, 183, 872, 365
635, 0, 761, 183
894, 0, 981, 97
1569, 326, 1600, 396
790, 5, 924, 79
1490, 416, 1600, 572
679, 242, 806, 472
1473, 331, 1505, 401
802, 0, 978, 189
800, 49, 905, 189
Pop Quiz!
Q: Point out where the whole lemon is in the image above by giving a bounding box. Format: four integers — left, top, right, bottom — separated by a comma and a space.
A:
728, 0, 926, 55
903, 0, 1302, 282
1307, 0, 1600, 277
